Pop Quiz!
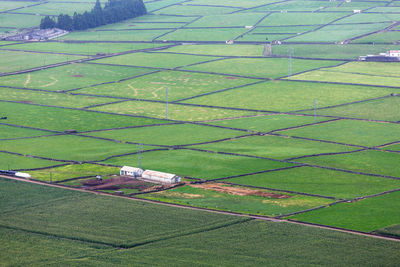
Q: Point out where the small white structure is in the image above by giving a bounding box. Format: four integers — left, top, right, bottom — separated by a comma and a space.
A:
120, 166, 143, 177
142, 170, 181, 184
353, 9, 361, 13
388, 50, 400, 57
15, 172, 31, 178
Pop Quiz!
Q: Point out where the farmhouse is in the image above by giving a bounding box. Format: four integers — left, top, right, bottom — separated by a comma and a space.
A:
142, 170, 181, 184
120, 166, 143, 177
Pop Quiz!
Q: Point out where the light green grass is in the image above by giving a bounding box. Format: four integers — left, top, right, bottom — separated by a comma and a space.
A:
93, 52, 219, 68
188, 0, 277, 8
187, 13, 265, 27
59, 29, 169, 41
0, 151, 56, 170
183, 58, 341, 78
0, 13, 44, 28
163, 44, 265, 57
0, 101, 168, 131
20, 2, 94, 15
154, 4, 241, 15
353, 31, 400, 44
259, 12, 344, 26
139, 184, 332, 216
29, 163, 120, 182
0, 50, 84, 73
7, 42, 161, 55
290, 191, 400, 232
226, 166, 400, 199
334, 13, 400, 24
304, 96, 400, 122
159, 28, 248, 41
84, 123, 245, 146
281, 119, 400, 147
250, 0, 338, 11
193, 134, 353, 160
103, 148, 294, 180
298, 150, 400, 178
0, 1, 34, 12
184, 80, 393, 112
91, 100, 258, 121
0, 124, 50, 139
79, 70, 257, 101
0, 63, 152, 91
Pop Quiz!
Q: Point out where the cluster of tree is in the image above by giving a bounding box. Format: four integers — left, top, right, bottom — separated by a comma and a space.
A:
40, 0, 147, 31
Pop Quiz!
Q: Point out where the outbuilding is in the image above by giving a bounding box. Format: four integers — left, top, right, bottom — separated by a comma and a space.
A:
120, 166, 143, 177
142, 170, 181, 184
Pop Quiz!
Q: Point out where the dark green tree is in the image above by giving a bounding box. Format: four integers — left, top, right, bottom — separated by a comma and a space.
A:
40, 16, 56, 29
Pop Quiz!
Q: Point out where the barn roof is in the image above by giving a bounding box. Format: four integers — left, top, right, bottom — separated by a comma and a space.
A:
142, 170, 177, 179
121, 166, 143, 173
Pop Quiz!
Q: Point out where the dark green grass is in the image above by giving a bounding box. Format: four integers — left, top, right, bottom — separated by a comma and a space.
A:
226, 166, 400, 199
375, 224, 400, 238
7, 42, 161, 55
0, 151, 56, 170
209, 114, 330, 132
0, 178, 245, 248
93, 52, 219, 69
0, 135, 147, 162
139, 184, 332, 216
0, 101, 168, 131
79, 70, 257, 101
184, 80, 393, 112
84, 123, 245, 146
0, 63, 153, 91
103, 148, 294, 180
290, 191, 400, 232
298, 150, 400, 178
29, 164, 120, 182
182, 57, 342, 79
301, 96, 400, 122
192, 134, 353, 160
281, 119, 400, 147
0, 87, 116, 108
93, 220, 400, 266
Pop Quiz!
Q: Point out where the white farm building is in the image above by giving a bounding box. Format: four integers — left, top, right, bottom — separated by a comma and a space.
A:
120, 166, 143, 177
142, 170, 181, 184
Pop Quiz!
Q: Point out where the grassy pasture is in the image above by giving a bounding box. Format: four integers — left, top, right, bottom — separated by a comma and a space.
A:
353, 30, 400, 44
103, 148, 294, 180
93, 52, 219, 68
0, 101, 168, 131
0, 178, 245, 248
83, 123, 245, 146
158, 28, 248, 41
182, 57, 341, 78
0, 151, 57, 170
288, 61, 400, 87
184, 80, 393, 112
290, 191, 400, 232
0, 13, 44, 28
19, 2, 94, 15
154, 4, 241, 15
192, 134, 353, 160
259, 12, 345, 26
0, 63, 152, 91
29, 163, 120, 182
334, 13, 400, 24
187, 13, 265, 27
0, 86, 116, 108
139, 184, 332, 216
97, 22, 184, 29
288, 23, 391, 42
0, 134, 145, 162
162, 44, 265, 56
0, 50, 83, 73
298, 150, 400, 178
375, 224, 400, 238
226, 166, 400, 199
240, 32, 295, 42
7, 42, 160, 55
209, 114, 328, 132
90, 100, 258, 121
302, 96, 400, 122
0, 124, 50, 139
187, 0, 278, 8
281, 119, 400, 147
79, 70, 257, 101
58, 29, 169, 41
145, 0, 186, 12
0, 1, 35, 12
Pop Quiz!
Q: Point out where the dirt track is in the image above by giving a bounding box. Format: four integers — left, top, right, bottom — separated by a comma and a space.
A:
1, 174, 399, 243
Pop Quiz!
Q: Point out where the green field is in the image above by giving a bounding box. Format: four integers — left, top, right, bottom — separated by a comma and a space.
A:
1, 0, 400, 264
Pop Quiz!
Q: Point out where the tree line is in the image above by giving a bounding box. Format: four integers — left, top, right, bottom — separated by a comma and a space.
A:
40, 0, 147, 31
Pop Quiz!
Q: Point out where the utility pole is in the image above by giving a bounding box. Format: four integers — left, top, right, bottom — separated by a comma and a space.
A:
166, 86, 169, 119
314, 99, 318, 123
138, 143, 142, 169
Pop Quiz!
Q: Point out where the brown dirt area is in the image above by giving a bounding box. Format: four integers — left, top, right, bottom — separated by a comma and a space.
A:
190, 183, 292, 199
82, 176, 151, 190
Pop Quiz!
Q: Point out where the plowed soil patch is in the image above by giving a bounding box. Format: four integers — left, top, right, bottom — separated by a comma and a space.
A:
82, 176, 149, 190
190, 183, 291, 199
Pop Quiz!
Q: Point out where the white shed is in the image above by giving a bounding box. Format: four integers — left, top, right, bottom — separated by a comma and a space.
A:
389, 50, 400, 57
141, 170, 181, 184
120, 166, 143, 177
